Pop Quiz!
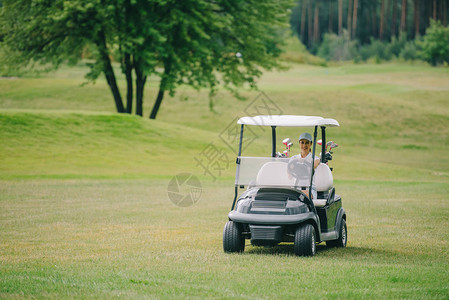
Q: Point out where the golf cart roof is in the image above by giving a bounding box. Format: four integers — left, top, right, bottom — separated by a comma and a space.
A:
237, 115, 339, 127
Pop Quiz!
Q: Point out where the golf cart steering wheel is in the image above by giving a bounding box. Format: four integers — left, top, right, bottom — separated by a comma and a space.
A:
287, 159, 309, 184
287, 159, 301, 178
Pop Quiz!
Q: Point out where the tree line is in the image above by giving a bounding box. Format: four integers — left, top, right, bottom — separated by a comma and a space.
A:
291, 0, 449, 49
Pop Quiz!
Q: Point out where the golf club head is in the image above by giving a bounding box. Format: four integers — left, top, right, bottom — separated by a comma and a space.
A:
276, 151, 287, 158
287, 142, 293, 148
282, 138, 291, 146
317, 139, 322, 146
283, 150, 289, 157
327, 141, 338, 151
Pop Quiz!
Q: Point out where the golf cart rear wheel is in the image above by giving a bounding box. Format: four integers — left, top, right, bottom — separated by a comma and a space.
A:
223, 221, 245, 253
327, 219, 347, 248
294, 223, 316, 257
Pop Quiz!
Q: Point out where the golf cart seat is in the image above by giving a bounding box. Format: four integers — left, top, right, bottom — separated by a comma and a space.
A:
313, 163, 333, 207
256, 161, 296, 186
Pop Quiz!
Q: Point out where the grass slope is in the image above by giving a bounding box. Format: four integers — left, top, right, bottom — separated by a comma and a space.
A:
0, 111, 226, 179
1, 63, 448, 182
1, 62, 449, 298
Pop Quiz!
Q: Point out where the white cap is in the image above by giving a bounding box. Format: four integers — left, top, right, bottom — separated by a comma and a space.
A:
298, 132, 312, 142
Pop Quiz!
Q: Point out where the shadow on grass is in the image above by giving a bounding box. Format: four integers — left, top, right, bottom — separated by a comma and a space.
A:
245, 243, 403, 259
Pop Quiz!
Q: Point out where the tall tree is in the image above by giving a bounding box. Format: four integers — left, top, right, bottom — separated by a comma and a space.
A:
313, 0, 320, 43
380, 0, 386, 40
329, 0, 334, 32
352, 0, 359, 39
392, 0, 398, 37
427, 0, 433, 27
372, 5, 378, 37
338, 0, 343, 35
444, 0, 448, 26
301, 0, 308, 43
308, 0, 313, 46
0, 0, 293, 119
347, 0, 353, 37
290, 0, 449, 50
414, 0, 420, 37
401, 0, 408, 32
433, 0, 437, 20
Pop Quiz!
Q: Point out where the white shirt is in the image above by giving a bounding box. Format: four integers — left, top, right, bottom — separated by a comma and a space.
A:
291, 152, 320, 164
290, 152, 319, 197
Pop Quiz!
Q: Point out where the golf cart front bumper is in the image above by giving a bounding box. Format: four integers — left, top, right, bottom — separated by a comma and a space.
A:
228, 211, 316, 225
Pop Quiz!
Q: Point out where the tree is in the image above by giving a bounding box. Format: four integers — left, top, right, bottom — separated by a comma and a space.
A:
347, 0, 353, 37
414, 0, 420, 37
444, 0, 448, 26
392, 0, 398, 38
433, 0, 437, 20
338, 0, 343, 35
301, 0, 308, 43
313, 0, 320, 44
290, 0, 449, 51
401, 0, 407, 33
308, 0, 313, 47
0, 0, 293, 119
380, 0, 385, 40
352, 0, 359, 39
420, 19, 449, 66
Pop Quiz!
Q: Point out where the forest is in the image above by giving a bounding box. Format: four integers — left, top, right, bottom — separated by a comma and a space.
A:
290, 0, 449, 48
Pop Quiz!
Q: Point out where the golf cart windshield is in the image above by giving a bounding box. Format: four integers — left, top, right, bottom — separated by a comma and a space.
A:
236, 156, 312, 189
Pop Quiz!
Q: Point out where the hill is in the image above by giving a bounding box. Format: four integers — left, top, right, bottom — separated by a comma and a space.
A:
1, 63, 448, 182
0, 62, 448, 298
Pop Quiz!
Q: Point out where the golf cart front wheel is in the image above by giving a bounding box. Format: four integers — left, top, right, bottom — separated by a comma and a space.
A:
223, 221, 245, 253
327, 219, 347, 248
294, 223, 316, 257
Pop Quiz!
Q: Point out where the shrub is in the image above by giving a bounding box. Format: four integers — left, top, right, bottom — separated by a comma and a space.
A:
358, 38, 392, 63
317, 31, 358, 61
400, 40, 420, 61
389, 32, 408, 57
279, 35, 327, 66
420, 19, 449, 66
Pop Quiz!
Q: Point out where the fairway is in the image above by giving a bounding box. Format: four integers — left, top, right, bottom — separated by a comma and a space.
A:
1, 63, 449, 298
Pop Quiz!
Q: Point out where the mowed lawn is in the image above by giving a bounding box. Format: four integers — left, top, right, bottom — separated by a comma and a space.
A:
1, 62, 449, 298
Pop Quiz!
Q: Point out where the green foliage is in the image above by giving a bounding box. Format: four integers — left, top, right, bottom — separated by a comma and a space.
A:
0, 1, 89, 71
316, 31, 358, 61
420, 19, 449, 66
313, 31, 423, 63
0, 0, 294, 117
358, 38, 393, 63
290, 0, 449, 53
388, 33, 408, 57
400, 40, 420, 61
279, 35, 327, 66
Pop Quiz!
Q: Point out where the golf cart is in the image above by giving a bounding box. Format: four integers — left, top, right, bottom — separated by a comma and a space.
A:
223, 115, 347, 256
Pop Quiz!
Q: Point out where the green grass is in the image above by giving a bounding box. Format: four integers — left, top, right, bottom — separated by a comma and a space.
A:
0, 111, 224, 179
1, 180, 448, 298
1, 62, 449, 298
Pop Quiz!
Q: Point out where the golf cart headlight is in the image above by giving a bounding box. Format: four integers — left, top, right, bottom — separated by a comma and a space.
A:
285, 201, 308, 215
236, 199, 251, 213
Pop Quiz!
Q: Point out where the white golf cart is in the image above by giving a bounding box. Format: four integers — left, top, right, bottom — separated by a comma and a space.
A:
223, 115, 347, 256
